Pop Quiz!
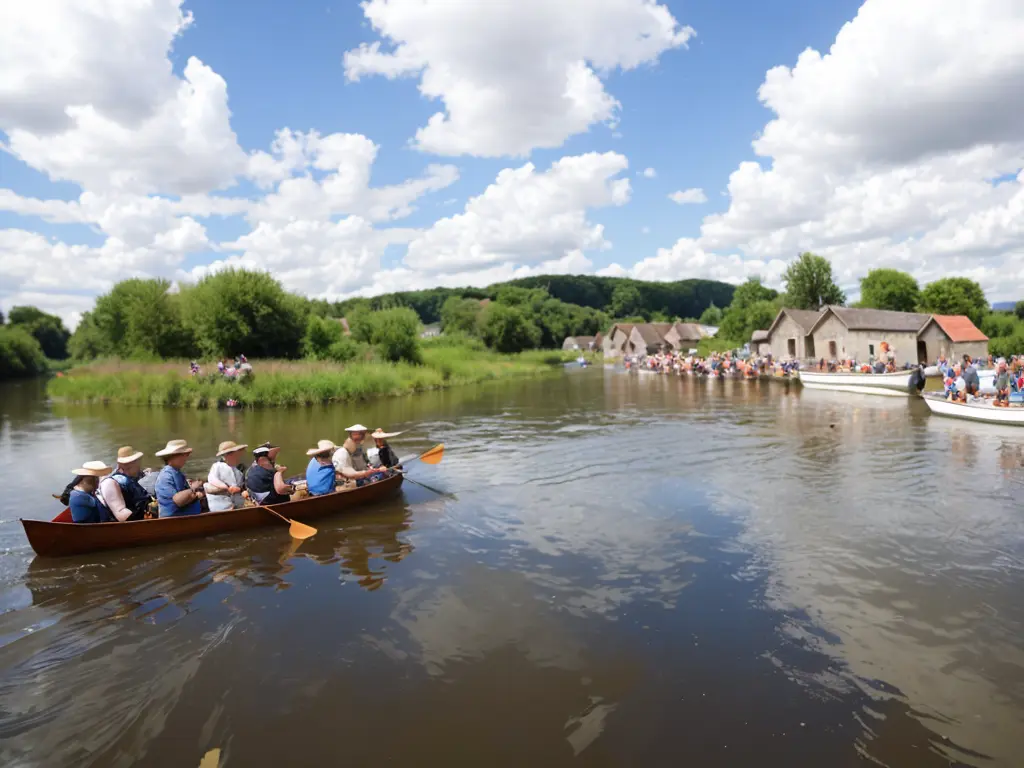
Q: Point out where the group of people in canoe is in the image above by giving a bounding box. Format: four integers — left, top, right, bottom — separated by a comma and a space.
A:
63, 425, 403, 524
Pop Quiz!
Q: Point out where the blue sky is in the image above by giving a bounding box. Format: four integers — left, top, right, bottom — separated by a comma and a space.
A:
1, 0, 1022, 325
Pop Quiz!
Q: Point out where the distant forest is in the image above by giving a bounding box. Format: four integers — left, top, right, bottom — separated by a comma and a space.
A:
323, 275, 736, 325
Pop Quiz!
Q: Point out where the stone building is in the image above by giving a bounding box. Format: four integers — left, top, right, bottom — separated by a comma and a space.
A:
808, 306, 930, 363
764, 308, 822, 360
916, 315, 989, 362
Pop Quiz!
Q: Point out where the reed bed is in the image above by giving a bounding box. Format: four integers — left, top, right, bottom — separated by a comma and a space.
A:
48, 346, 590, 408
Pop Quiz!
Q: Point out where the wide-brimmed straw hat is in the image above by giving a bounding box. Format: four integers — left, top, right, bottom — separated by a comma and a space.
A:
306, 439, 337, 456
115, 446, 144, 464
216, 440, 248, 457
345, 424, 368, 433
72, 461, 113, 477
155, 439, 193, 457
371, 428, 403, 439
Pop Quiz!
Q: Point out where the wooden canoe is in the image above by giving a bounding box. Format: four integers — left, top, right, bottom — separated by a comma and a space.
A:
21, 472, 404, 558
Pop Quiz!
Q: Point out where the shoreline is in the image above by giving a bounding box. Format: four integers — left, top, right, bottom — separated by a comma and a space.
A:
46, 349, 594, 408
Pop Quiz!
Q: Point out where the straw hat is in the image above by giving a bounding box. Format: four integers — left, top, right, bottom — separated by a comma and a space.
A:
371, 428, 403, 439
216, 440, 248, 457
72, 460, 113, 477
345, 424, 368, 433
115, 446, 144, 464
155, 439, 193, 457
306, 439, 337, 456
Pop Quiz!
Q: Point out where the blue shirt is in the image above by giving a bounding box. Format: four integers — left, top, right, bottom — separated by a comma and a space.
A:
306, 458, 336, 496
156, 465, 202, 517
69, 489, 102, 523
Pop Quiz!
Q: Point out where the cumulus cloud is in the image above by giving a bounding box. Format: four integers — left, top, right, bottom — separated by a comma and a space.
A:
669, 188, 707, 205
629, 0, 1024, 299
344, 0, 694, 156
641, 168, 657, 179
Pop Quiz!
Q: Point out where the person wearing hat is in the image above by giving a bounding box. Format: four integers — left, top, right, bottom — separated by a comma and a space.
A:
154, 440, 204, 517
306, 440, 339, 496
97, 446, 153, 522
246, 442, 295, 505
68, 461, 113, 523
205, 441, 248, 511
368, 428, 403, 471
333, 425, 387, 487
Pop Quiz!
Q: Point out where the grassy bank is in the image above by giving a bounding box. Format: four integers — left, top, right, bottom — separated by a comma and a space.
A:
48, 342, 591, 408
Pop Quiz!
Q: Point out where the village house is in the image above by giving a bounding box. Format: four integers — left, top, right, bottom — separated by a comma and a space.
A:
762, 306, 989, 363
750, 330, 771, 356
602, 322, 709, 358
562, 335, 597, 352
764, 309, 822, 361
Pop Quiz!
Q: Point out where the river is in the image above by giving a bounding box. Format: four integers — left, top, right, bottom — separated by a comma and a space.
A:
1, 371, 1023, 767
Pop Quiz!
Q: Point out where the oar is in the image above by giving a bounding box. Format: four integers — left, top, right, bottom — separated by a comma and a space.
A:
397, 470, 452, 497
263, 506, 317, 540
398, 443, 445, 466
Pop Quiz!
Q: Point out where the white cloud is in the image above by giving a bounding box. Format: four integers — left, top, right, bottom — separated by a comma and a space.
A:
669, 188, 707, 205
641, 168, 656, 179
629, 0, 1024, 300
1, 1, 246, 195
344, 0, 694, 157
404, 152, 631, 273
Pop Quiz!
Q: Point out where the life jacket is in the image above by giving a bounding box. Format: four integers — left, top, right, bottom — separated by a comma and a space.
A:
104, 470, 153, 520
342, 439, 369, 472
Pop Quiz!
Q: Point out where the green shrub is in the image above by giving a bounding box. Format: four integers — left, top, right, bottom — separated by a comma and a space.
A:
0, 326, 48, 380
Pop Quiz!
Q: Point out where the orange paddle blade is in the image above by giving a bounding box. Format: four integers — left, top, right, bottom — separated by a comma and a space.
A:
288, 520, 317, 540
418, 443, 444, 465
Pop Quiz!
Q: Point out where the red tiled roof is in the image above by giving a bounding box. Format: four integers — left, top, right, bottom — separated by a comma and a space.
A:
930, 315, 988, 343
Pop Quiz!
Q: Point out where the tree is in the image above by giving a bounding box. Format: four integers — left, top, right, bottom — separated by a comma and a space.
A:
918, 277, 989, 326
1014, 300, 1024, 321
90, 278, 194, 359
180, 269, 306, 358
7, 306, 71, 359
609, 284, 643, 319
698, 303, 723, 326
981, 312, 1016, 339
0, 325, 47, 380
367, 307, 422, 363
479, 304, 541, 353
68, 312, 112, 361
858, 269, 920, 313
783, 252, 845, 310
440, 296, 482, 335
717, 278, 780, 341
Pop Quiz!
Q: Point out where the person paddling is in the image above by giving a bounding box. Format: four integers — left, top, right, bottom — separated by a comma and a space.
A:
246, 442, 294, 505
205, 441, 248, 511
369, 428, 403, 471
306, 440, 339, 496
154, 440, 204, 517
333, 424, 387, 487
68, 461, 113, 523
98, 446, 152, 521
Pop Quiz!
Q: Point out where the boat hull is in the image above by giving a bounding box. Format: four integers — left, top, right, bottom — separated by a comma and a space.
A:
21, 473, 404, 558
798, 370, 920, 397
922, 395, 1024, 425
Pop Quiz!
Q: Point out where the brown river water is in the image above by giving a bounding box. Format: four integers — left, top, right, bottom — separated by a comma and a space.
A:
1, 371, 1023, 767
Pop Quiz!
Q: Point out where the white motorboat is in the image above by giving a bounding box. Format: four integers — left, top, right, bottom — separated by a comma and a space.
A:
922, 394, 1024, 425
797, 368, 926, 397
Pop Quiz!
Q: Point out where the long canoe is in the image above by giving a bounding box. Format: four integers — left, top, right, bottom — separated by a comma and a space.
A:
21, 473, 404, 558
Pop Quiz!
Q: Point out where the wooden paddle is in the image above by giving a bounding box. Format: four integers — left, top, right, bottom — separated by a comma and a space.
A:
264, 507, 317, 540
399, 443, 445, 466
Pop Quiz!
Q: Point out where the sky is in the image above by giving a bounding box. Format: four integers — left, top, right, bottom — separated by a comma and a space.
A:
1, 0, 1022, 329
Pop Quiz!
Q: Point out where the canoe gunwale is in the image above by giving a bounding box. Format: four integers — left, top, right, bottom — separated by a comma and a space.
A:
20, 472, 404, 558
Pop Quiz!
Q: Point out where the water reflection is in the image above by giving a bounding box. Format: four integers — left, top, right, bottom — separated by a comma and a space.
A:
2, 373, 1024, 766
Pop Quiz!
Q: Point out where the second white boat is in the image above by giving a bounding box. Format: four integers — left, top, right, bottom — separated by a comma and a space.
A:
797, 368, 926, 397
922, 394, 1024, 425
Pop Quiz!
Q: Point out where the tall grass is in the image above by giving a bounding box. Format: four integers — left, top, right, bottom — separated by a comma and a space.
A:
47, 344, 591, 408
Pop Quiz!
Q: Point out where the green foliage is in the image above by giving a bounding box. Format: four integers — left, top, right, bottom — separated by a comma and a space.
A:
7, 305, 71, 359
366, 307, 423, 363
479, 304, 542, 353
696, 336, 742, 356
67, 312, 112, 361
717, 278, 780, 341
783, 252, 846, 310
918, 277, 989, 326
1015, 301, 1024, 321
180, 269, 306, 358
85, 278, 194, 360
858, 269, 921, 313
698, 303, 723, 326
0, 325, 48, 380
609, 284, 643, 319
981, 312, 1017, 339
989, 334, 1024, 359
439, 296, 483, 335
302, 315, 344, 360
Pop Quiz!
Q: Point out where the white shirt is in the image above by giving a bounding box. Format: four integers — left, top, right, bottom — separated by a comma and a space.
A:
332, 447, 356, 478
205, 461, 244, 511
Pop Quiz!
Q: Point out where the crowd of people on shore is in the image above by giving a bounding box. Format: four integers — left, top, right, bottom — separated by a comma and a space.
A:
63, 426, 403, 524
189, 354, 253, 378
625, 351, 800, 378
